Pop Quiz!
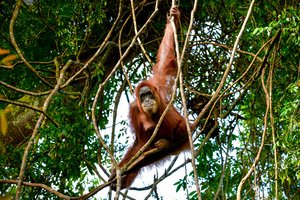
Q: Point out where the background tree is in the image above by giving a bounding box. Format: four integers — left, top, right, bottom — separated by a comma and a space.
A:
0, 0, 299, 199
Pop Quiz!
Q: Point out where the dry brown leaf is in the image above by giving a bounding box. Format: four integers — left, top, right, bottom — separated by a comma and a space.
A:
0, 110, 8, 136
1, 54, 17, 66
0, 48, 10, 55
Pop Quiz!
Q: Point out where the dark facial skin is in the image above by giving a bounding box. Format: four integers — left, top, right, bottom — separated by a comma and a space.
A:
139, 86, 158, 116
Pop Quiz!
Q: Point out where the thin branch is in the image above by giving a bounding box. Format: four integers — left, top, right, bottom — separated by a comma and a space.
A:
269, 50, 278, 199
0, 179, 70, 200
0, 98, 59, 127
110, 67, 140, 185
110, 78, 127, 153
0, 64, 14, 69
144, 158, 178, 199
0, 80, 51, 96
82, 156, 106, 182
236, 67, 269, 200
221, 32, 278, 99
195, 122, 219, 156
170, 0, 202, 198
194, 43, 263, 139
15, 60, 71, 199
130, 0, 154, 66
118, 7, 135, 96
109, 0, 124, 160
70, 182, 112, 200
214, 127, 233, 199
193, 0, 255, 129
200, 41, 263, 62
82, 0, 125, 196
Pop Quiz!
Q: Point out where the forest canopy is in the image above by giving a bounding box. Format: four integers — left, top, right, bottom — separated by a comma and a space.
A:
0, 0, 299, 199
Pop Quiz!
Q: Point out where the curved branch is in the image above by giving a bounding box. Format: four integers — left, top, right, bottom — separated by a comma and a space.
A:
130, 0, 154, 66
0, 179, 71, 200
92, 0, 160, 174
15, 60, 71, 199
9, 0, 52, 87
192, 0, 255, 129
200, 41, 263, 62
174, 0, 202, 197
236, 67, 269, 200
